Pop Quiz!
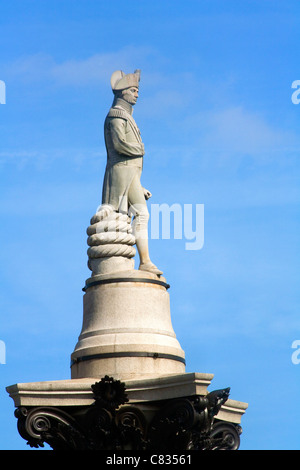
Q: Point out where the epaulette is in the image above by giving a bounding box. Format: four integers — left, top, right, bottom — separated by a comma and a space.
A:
106, 107, 128, 120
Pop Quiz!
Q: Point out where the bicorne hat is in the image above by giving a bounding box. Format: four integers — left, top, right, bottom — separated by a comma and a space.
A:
110, 69, 141, 91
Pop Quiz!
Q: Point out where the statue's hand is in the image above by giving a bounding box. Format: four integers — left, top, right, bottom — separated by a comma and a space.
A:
143, 188, 152, 200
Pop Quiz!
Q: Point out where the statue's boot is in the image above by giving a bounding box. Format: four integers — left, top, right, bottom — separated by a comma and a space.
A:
136, 238, 163, 276
139, 261, 163, 276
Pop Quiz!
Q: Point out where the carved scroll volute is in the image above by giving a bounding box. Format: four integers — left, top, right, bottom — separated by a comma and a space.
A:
210, 422, 242, 450
15, 406, 85, 450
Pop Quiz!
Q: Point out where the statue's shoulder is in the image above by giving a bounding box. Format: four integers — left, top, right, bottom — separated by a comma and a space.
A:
106, 106, 129, 121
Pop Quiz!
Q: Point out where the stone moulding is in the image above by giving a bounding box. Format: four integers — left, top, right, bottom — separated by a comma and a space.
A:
6, 373, 215, 407
83, 277, 171, 291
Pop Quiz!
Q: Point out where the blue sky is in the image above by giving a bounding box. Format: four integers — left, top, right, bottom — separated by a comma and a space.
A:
0, 0, 299, 450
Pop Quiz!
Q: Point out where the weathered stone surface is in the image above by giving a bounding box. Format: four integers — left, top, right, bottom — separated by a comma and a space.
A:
71, 270, 185, 380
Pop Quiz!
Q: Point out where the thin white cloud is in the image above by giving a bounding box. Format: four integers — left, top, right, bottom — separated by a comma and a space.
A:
0, 147, 106, 170
2, 46, 158, 86
184, 105, 299, 157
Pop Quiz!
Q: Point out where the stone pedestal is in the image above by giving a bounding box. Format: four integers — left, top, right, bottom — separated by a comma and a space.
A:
6, 207, 248, 451
71, 270, 185, 380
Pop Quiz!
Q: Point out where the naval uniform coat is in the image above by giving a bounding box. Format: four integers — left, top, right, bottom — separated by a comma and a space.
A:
102, 99, 145, 211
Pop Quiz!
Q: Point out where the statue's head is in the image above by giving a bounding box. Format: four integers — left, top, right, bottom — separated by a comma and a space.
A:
110, 69, 141, 106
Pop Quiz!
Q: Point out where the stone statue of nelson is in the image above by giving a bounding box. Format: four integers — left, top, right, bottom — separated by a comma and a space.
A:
101, 69, 163, 276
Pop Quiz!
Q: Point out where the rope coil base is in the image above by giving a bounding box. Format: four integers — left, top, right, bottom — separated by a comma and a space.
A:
88, 244, 136, 259
87, 205, 136, 267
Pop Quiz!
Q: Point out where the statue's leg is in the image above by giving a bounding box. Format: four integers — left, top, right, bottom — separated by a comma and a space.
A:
128, 175, 163, 276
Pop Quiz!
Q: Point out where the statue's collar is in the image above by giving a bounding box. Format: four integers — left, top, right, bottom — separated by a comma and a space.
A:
112, 97, 133, 115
